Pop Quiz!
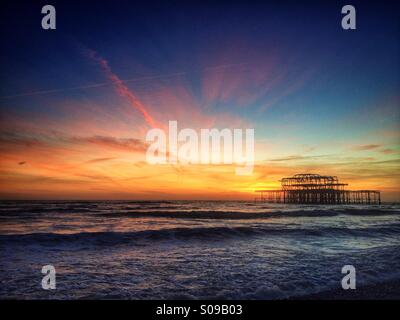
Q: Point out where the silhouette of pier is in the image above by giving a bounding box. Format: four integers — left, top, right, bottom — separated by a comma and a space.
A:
255, 174, 381, 205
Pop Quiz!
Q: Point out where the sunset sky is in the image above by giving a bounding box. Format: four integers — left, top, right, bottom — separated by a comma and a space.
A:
0, 0, 399, 200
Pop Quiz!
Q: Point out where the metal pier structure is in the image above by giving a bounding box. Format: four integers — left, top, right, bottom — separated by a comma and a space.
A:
255, 174, 381, 205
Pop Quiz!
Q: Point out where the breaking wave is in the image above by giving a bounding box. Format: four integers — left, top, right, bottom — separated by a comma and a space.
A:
95, 208, 399, 219
2, 223, 400, 246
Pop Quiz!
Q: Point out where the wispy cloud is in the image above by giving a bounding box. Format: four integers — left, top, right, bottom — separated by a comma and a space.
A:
78, 136, 147, 153
351, 144, 382, 151
85, 157, 118, 164
266, 154, 331, 162
0, 132, 147, 154
380, 148, 397, 155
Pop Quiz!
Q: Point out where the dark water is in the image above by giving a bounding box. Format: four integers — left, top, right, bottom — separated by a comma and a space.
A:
0, 201, 399, 299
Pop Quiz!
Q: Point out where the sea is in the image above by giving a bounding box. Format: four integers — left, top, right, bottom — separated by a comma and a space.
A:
0, 201, 399, 299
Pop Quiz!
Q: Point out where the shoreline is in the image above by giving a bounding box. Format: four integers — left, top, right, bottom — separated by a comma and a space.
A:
292, 279, 400, 300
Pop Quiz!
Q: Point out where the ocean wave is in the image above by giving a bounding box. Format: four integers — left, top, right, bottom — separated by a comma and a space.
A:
1, 223, 399, 246
95, 208, 400, 219
0, 201, 399, 219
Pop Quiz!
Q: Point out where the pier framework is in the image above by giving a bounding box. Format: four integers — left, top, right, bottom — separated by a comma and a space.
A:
256, 174, 381, 205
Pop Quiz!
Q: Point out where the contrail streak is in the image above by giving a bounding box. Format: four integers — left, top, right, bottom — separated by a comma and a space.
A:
87, 49, 160, 128
0, 62, 249, 100
0, 72, 186, 100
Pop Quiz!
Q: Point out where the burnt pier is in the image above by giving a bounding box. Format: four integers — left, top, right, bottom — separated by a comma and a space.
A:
256, 174, 381, 205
